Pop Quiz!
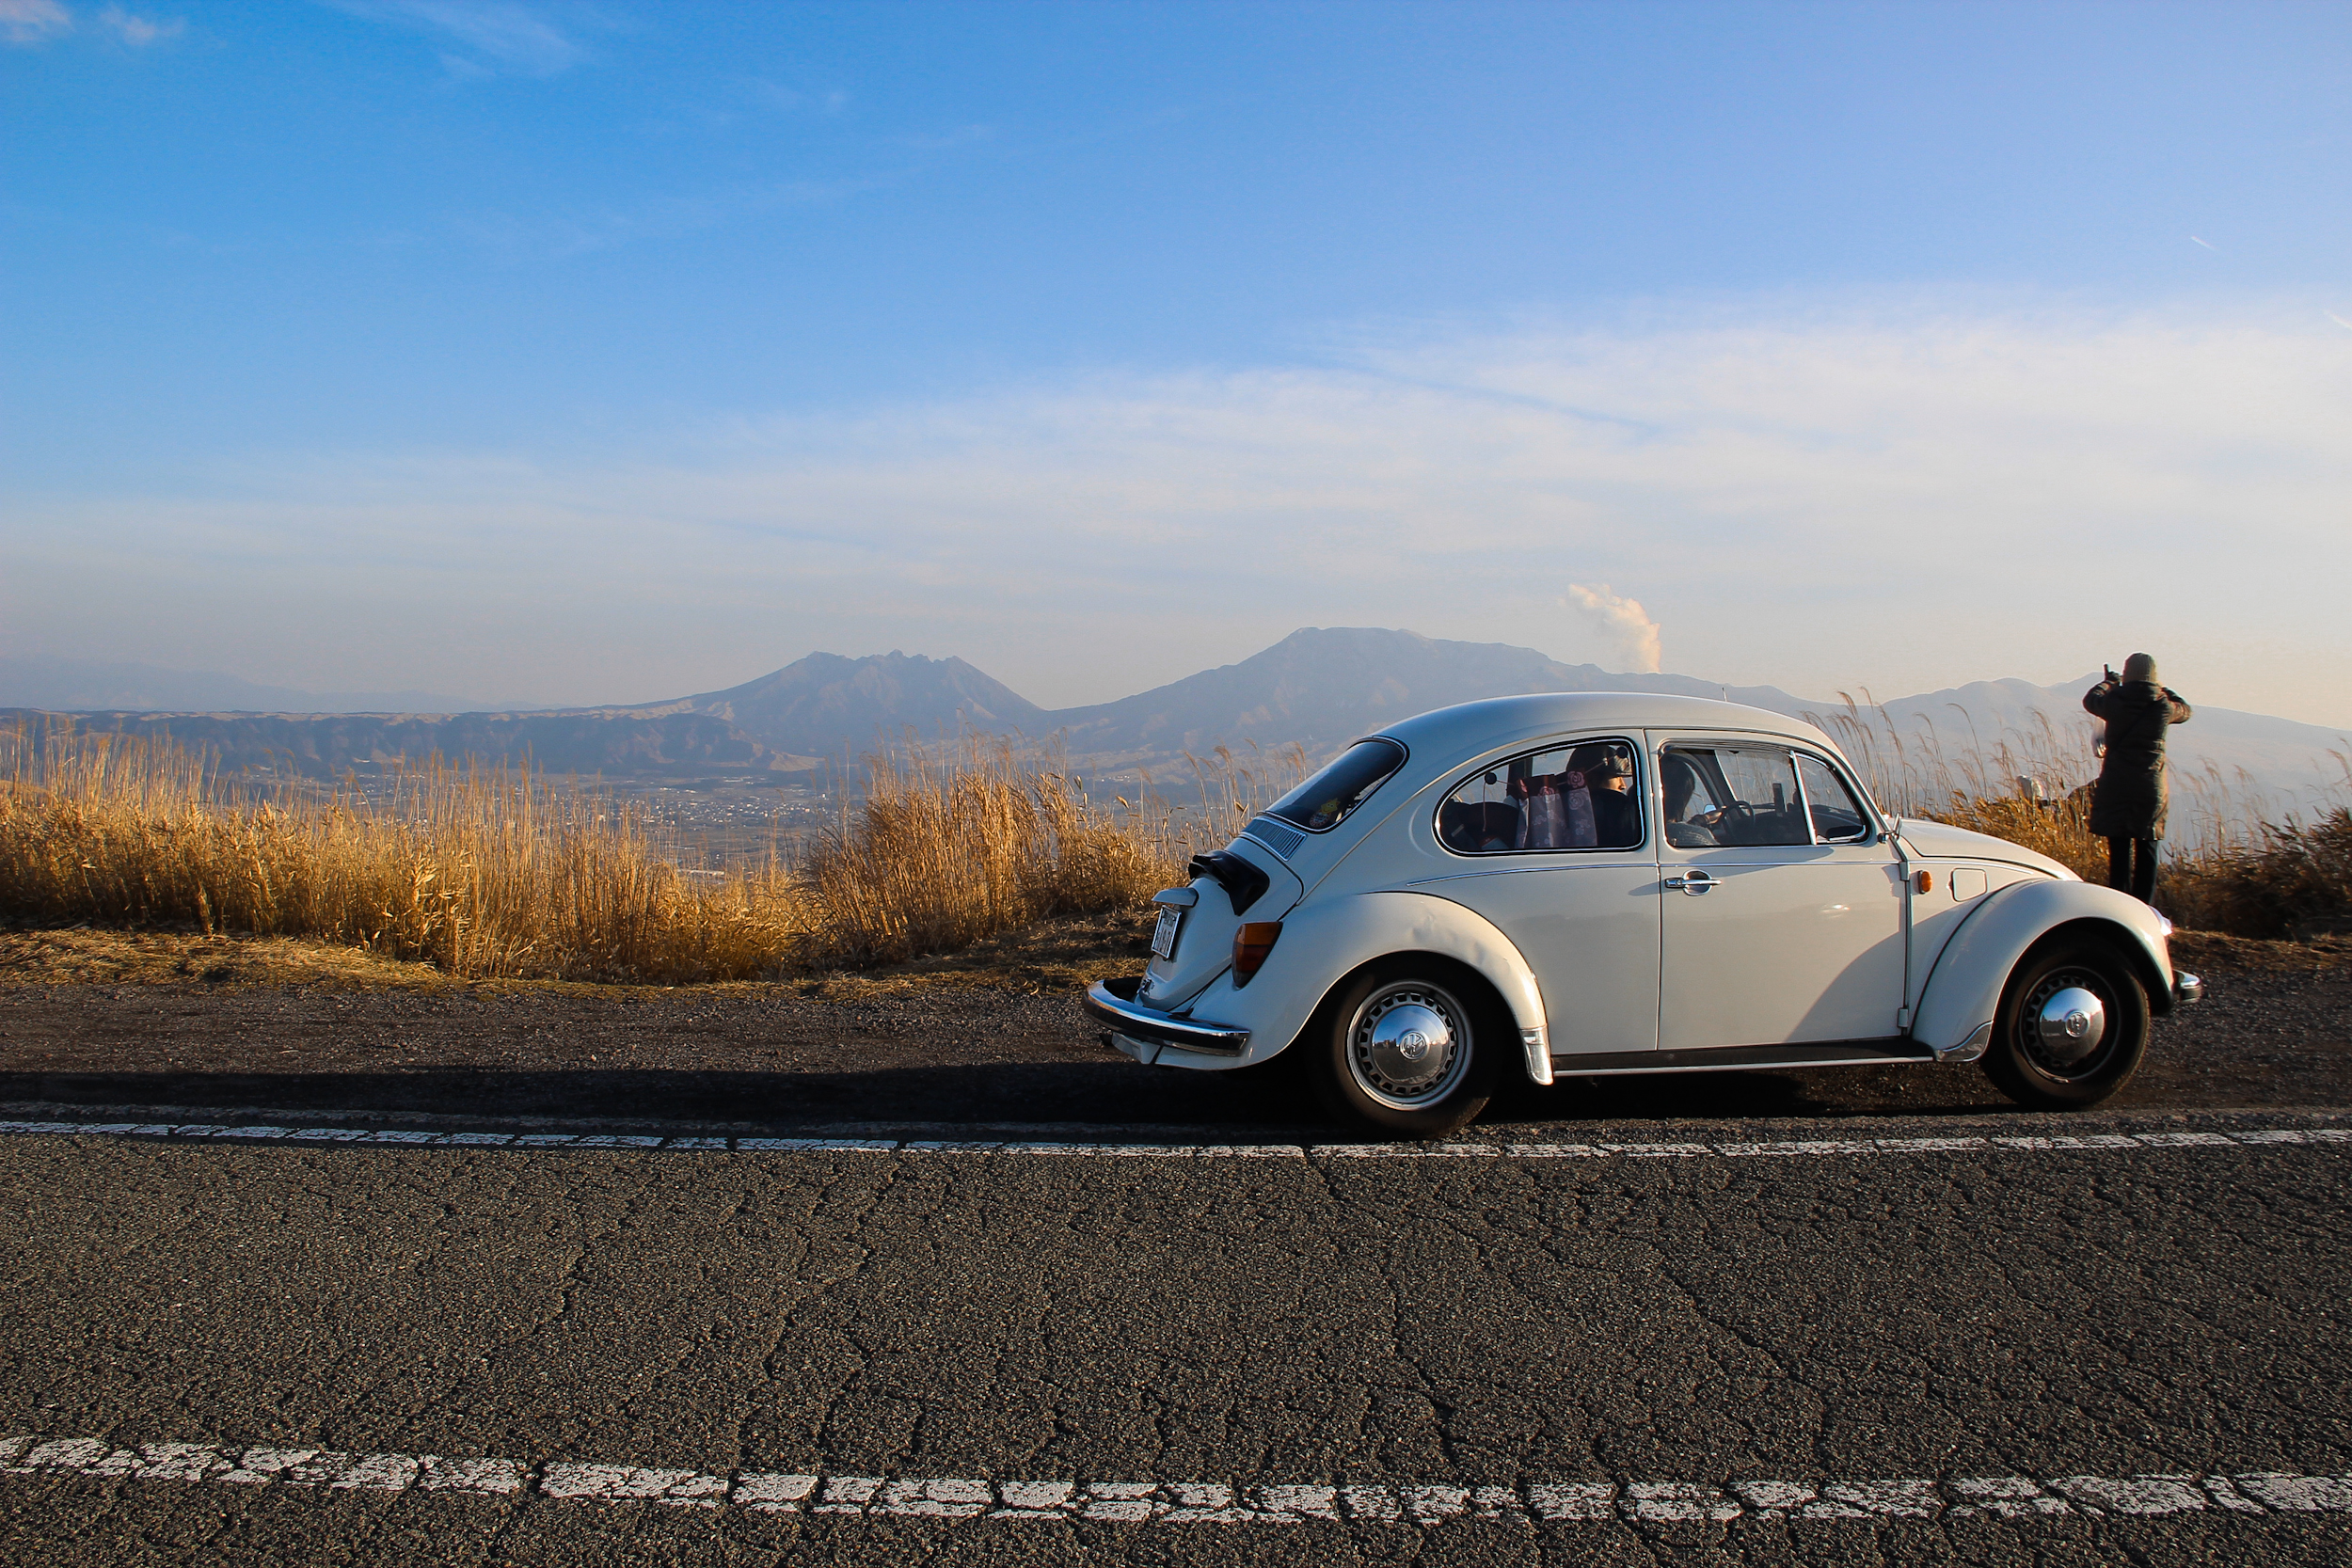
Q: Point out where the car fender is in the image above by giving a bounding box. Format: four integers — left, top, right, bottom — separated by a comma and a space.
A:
1168, 891, 1553, 1084
1911, 879, 2177, 1055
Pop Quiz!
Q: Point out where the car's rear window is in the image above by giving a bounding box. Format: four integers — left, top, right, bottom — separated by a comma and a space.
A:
1265, 738, 1407, 832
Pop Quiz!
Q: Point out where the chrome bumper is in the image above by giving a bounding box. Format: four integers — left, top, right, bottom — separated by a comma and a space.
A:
1083, 976, 1249, 1057
2173, 971, 2204, 1006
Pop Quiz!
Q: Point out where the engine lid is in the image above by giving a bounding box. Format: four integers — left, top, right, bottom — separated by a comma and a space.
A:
1139, 835, 1304, 1009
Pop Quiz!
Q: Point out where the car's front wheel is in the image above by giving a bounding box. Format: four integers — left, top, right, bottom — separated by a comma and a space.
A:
1310, 963, 1499, 1137
1980, 939, 2150, 1110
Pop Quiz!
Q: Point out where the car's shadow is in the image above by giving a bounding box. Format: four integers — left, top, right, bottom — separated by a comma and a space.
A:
0, 1056, 2026, 1134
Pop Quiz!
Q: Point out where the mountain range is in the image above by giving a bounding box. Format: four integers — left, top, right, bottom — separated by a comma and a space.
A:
8, 629, 2345, 816
0, 656, 546, 715
620, 629, 1810, 768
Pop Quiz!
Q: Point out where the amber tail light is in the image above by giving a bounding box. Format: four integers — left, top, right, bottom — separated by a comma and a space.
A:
1232, 922, 1283, 986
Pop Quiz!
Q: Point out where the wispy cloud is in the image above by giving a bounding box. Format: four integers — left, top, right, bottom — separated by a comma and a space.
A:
0, 0, 72, 45
326, 0, 583, 77
10, 301, 2352, 723
98, 6, 180, 44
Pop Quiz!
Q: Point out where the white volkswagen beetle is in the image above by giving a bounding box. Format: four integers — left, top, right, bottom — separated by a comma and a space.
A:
1085, 693, 2203, 1136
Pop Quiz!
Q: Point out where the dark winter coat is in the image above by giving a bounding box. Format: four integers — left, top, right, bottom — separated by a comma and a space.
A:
2084, 678, 2192, 839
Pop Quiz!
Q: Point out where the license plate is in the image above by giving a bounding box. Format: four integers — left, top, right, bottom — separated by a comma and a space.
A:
1151, 907, 1183, 961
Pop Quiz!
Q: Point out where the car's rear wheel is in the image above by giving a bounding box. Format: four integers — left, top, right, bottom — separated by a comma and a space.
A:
1311, 963, 1499, 1137
1980, 939, 2149, 1110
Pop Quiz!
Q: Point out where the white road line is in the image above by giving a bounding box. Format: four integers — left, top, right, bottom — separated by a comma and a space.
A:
0, 1117, 2344, 1163
7, 1434, 2351, 1526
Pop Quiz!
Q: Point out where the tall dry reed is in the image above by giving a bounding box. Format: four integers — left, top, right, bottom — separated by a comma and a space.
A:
0, 721, 805, 980
8, 705, 2344, 974
1811, 695, 2352, 934
794, 738, 1188, 965
0, 724, 1214, 980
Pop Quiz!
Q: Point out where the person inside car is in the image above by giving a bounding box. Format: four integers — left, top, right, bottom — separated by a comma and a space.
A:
1568, 744, 1642, 847
1662, 753, 1719, 847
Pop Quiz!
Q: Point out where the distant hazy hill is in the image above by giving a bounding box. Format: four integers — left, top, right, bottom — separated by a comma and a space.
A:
1042, 626, 1810, 766
0, 656, 531, 715
1824, 674, 2352, 816
15, 632, 2343, 812
1, 709, 790, 781
632, 650, 1050, 764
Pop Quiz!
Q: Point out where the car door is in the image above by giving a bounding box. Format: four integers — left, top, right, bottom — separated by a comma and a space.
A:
1418, 735, 1661, 1057
1651, 735, 1905, 1051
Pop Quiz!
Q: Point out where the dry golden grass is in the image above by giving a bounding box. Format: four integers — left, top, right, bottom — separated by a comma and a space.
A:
1813, 695, 2352, 938
799, 741, 1176, 966
8, 702, 2344, 993
0, 724, 1261, 985
0, 723, 803, 982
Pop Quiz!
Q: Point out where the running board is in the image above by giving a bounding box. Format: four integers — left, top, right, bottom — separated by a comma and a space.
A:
1549, 1040, 1936, 1077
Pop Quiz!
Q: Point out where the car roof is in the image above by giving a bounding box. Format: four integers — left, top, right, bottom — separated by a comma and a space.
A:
1370, 691, 1843, 762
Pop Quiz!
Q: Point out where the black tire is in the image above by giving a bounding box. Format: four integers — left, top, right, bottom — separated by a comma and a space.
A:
1309, 961, 1501, 1137
1981, 939, 2150, 1110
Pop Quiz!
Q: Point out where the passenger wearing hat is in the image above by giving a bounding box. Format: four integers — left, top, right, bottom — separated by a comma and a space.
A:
1566, 742, 1642, 848
2084, 653, 2192, 904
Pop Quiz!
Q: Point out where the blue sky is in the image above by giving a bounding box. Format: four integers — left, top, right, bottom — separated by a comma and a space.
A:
6, 1, 2350, 722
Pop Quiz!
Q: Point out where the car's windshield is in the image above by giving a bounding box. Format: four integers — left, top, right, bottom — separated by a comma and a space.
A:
1265, 738, 1406, 832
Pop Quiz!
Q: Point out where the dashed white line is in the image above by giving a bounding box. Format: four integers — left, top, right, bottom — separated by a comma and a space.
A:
7, 1433, 2350, 1527
0, 1117, 2344, 1163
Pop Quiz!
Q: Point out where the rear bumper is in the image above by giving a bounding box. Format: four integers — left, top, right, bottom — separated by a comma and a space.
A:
1083, 975, 1249, 1057
2173, 970, 2204, 1006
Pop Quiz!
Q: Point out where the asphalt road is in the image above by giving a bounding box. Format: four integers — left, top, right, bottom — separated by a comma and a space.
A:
3, 965, 2349, 1564
4, 1114, 2350, 1564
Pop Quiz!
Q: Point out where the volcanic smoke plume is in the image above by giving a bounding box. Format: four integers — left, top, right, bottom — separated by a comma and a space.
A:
1565, 583, 1661, 673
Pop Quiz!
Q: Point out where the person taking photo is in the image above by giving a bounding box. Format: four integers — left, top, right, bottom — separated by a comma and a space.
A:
2084, 653, 2192, 905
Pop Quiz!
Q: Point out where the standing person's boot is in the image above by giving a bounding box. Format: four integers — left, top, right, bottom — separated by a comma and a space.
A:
2107, 836, 2135, 893
2130, 838, 2157, 904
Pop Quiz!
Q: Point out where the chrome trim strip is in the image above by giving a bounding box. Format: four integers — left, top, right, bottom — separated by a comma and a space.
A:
1552, 1053, 1936, 1078
2173, 971, 2204, 1006
1548, 1039, 1934, 1077
1407, 861, 1657, 885
1084, 978, 1250, 1055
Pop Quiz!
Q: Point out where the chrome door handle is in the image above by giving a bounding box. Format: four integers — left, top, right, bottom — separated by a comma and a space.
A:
1663, 870, 1718, 895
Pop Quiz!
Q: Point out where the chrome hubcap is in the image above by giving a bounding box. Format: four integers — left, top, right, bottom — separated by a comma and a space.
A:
1347, 983, 1471, 1111
2022, 972, 2111, 1076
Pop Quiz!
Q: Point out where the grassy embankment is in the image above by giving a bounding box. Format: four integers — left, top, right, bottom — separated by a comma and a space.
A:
2, 711, 2345, 990
0, 723, 1297, 988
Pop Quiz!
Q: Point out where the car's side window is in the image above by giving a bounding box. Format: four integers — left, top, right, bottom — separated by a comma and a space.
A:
1795, 752, 1872, 844
1659, 746, 1810, 847
1438, 737, 1644, 854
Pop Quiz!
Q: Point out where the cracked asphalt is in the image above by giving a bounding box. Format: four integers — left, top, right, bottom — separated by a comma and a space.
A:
2, 964, 2349, 1563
